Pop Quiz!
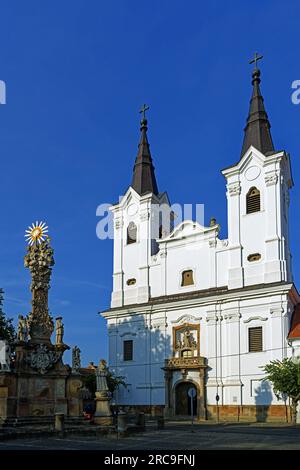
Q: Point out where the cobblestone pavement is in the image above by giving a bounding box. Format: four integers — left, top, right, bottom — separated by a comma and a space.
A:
0, 422, 300, 450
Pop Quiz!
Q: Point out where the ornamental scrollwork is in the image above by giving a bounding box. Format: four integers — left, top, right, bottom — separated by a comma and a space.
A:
24, 238, 54, 292
264, 174, 278, 186
227, 183, 241, 197
140, 210, 150, 222
26, 343, 62, 374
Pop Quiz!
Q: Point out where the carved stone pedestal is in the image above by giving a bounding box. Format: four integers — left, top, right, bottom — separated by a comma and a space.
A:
94, 391, 113, 425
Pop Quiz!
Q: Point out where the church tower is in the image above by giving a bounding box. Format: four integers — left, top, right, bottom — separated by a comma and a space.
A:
103, 60, 300, 422
222, 58, 293, 289
110, 107, 171, 308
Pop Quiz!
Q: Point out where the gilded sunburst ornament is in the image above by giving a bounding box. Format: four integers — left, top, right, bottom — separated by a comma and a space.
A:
25, 221, 49, 246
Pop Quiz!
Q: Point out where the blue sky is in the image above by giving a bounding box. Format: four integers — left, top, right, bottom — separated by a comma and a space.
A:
0, 0, 299, 366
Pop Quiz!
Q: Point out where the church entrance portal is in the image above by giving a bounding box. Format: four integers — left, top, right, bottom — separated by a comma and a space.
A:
175, 382, 197, 416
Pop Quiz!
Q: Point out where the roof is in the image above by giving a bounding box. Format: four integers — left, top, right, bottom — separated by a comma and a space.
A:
288, 304, 300, 340
131, 118, 159, 196
78, 362, 97, 375
240, 68, 275, 158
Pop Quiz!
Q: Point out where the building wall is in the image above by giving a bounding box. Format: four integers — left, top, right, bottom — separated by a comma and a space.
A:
105, 285, 296, 413
223, 147, 293, 289
104, 145, 296, 421
110, 148, 293, 309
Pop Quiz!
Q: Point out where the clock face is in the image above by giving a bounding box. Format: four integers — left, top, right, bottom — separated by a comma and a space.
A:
245, 165, 261, 181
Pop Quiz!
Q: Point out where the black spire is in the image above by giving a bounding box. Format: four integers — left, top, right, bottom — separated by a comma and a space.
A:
131, 107, 159, 196
241, 61, 275, 158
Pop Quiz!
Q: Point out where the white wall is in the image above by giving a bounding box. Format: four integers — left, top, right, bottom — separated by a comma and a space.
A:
105, 285, 296, 408
223, 147, 293, 289
105, 145, 295, 411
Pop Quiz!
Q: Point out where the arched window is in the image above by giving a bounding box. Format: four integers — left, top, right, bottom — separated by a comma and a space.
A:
246, 187, 260, 214
181, 270, 194, 287
127, 222, 137, 244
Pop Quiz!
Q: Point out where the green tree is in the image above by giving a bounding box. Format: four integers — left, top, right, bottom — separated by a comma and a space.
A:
106, 368, 127, 395
81, 373, 96, 396
81, 367, 127, 397
262, 357, 300, 425
0, 289, 15, 343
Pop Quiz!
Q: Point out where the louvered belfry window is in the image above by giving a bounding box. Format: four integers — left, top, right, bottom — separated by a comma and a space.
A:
246, 187, 260, 214
127, 222, 137, 244
123, 340, 133, 361
248, 327, 263, 352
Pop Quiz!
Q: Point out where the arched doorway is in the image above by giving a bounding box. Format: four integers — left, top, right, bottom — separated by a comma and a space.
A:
175, 382, 197, 416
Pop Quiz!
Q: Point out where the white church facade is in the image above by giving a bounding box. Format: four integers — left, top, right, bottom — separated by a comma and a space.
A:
102, 65, 300, 421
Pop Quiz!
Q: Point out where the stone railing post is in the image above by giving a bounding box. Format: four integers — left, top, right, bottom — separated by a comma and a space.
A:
117, 411, 127, 435
55, 412, 65, 437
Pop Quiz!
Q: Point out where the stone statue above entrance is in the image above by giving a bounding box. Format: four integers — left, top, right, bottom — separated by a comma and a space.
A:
173, 323, 200, 358
164, 322, 207, 420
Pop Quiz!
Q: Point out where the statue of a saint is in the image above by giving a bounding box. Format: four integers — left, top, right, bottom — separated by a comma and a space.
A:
72, 345, 81, 370
95, 359, 109, 392
181, 329, 197, 349
17, 315, 27, 342
55, 317, 64, 345
94, 359, 112, 423
0, 340, 11, 370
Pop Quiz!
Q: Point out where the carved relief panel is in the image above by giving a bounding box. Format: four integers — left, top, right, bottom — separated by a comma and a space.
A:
172, 323, 200, 358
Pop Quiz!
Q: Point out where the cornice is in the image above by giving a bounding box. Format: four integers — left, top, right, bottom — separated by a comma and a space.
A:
102, 282, 294, 319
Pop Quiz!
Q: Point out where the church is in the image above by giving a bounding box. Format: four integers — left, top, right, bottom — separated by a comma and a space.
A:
102, 61, 300, 421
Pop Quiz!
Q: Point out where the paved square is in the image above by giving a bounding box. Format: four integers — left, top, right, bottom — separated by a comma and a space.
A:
0, 422, 300, 450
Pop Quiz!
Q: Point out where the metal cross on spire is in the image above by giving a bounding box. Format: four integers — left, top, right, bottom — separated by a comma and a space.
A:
139, 104, 149, 121
249, 51, 263, 70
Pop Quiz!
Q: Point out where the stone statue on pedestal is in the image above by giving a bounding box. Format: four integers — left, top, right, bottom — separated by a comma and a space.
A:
17, 315, 28, 342
72, 346, 81, 371
0, 223, 83, 424
94, 359, 112, 425
21, 225, 69, 372
55, 317, 64, 345
0, 340, 11, 371
24, 236, 55, 343
95, 359, 109, 392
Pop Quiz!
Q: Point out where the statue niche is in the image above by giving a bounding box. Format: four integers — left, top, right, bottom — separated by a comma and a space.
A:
173, 324, 200, 358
